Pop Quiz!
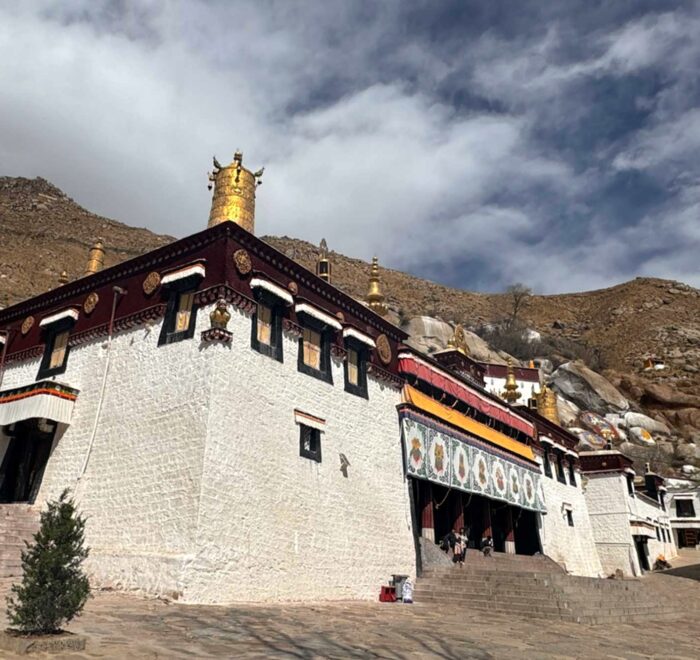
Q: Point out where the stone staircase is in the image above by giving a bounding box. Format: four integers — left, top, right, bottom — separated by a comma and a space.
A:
415, 550, 688, 624
0, 504, 41, 586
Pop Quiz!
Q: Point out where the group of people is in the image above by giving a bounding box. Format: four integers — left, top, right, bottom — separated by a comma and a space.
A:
440, 526, 494, 564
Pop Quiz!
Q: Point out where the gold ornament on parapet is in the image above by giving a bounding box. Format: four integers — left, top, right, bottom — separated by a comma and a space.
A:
335, 311, 345, 323
447, 324, 469, 355
210, 299, 231, 330
376, 334, 392, 365
142, 272, 161, 296
83, 292, 99, 315
21, 316, 34, 335
287, 281, 298, 295
233, 249, 252, 275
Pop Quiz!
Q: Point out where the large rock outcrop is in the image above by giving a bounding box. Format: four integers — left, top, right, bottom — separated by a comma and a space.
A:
551, 361, 629, 415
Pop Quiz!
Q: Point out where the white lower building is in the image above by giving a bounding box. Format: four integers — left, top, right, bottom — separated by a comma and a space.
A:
666, 487, 700, 552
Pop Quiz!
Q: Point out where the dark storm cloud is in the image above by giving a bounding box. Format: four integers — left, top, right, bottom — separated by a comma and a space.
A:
0, 0, 698, 293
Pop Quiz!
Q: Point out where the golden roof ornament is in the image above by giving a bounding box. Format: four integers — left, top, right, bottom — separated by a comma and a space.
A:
316, 238, 332, 283
58, 270, 69, 285
210, 299, 231, 330
447, 324, 470, 355
536, 380, 561, 425
84, 239, 105, 276
500, 358, 521, 403
208, 151, 264, 234
366, 256, 388, 316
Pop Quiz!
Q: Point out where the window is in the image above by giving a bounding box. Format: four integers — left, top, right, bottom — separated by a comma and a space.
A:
299, 424, 322, 462
676, 499, 696, 518
555, 451, 567, 484
298, 321, 332, 384
626, 474, 635, 497
543, 450, 552, 478
568, 459, 577, 487
566, 509, 574, 527
159, 288, 198, 345
251, 298, 283, 362
37, 327, 71, 379
344, 342, 368, 398
656, 526, 661, 541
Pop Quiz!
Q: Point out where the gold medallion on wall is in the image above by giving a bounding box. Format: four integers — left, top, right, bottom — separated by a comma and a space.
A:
287, 281, 298, 295
21, 316, 34, 335
233, 249, 252, 275
83, 292, 99, 315
376, 334, 392, 365
142, 272, 161, 296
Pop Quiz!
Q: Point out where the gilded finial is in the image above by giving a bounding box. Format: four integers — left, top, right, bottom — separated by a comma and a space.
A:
209, 299, 231, 330
84, 239, 105, 277
447, 324, 469, 355
316, 238, 332, 283
535, 380, 561, 425
500, 358, 521, 403
208, 151, 264, 234
58, 270, 69, 285
366, 256, 388, 316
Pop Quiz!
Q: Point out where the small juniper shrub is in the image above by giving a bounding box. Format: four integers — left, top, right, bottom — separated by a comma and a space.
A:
6, 489, 90, 634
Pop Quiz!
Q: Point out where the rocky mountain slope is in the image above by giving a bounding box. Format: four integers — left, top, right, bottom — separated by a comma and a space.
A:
1, 176, 698, 481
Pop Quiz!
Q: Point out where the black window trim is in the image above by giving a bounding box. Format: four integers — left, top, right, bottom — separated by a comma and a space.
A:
543, 449, 552, 478
250, 290, 284, 363
36, 316, 75, 380
297, 314, 333, 385
566, 508, 574, 527
299, 423, 322, 463
568, 458, 577, 487
158, 274, 201, 346
555, 450, 567, 484
343, 338, 368, 398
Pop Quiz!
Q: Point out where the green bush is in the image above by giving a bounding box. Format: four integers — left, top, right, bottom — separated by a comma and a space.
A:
6, 489, 90, 634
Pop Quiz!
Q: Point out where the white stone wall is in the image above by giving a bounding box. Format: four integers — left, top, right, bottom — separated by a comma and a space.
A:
666, 490, 700, 551
633, 492, 677, 561
583, 473, 640, 576
537, 456, 603, 577
0, 303, 416, 603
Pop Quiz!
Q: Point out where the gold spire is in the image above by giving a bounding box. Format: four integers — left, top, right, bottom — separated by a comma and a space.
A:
316, 238, 332, 283
58, 270, 69, 285
500, 358, 521, 403
366, 256, 388, 316
447, 324, 469, 355
84, 239, 105, 276
207, 151, 263, 233
536, 381, 561, 425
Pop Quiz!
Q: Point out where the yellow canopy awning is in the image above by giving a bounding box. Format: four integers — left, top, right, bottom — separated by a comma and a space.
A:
402, 385, 536, 463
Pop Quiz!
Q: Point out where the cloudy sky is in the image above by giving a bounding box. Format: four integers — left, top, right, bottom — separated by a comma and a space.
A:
1, 1, 699, 294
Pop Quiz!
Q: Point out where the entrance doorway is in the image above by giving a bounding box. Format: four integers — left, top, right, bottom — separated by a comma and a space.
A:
678, 529, 698, 549
0, 420, 56, 503
633, 535, 650, 572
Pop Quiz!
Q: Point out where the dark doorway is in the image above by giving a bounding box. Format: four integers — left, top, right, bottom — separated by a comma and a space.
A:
491, 504, 510, 553
633, 535, 650, 572
514, 509, 541, 555
0, 420, 56, 504
678, 529, 698, 549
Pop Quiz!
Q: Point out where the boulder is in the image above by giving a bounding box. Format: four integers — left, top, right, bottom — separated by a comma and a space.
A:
623, 412, 671, 436
629, 427, 656, 446
657, 441, 675, 457
669, 408, 700, 429
403, 316, 454, 355
642, 383, 700, 408
676, 443, 698, 461
556, 397, 580, 427
551, 361, 629, 415
681, 464, 699, 476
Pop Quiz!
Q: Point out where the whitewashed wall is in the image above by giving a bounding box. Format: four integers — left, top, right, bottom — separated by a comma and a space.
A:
0, 303, 416, 602
537, 454, 603, 577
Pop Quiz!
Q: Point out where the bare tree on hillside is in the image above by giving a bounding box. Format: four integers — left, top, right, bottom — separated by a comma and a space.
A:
505, 283, 532, 329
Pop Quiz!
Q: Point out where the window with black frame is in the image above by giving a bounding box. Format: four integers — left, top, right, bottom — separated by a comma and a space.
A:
543, 449, 552, 478
297, 316, 333, 384
555, 451, 567, 484
568, 458, 577, 487
676, 499, 696, 518
36, 313, 77, 380
158, 268, 204, 346
344, 340, 368, 398
299, 424, 322, 462
251, 292, 283, 362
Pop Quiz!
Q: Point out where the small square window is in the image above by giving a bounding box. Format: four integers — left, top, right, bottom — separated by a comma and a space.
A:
251, 299, 283, 362
159, 288, 198, 345
566, 509, 574, 527
299, 424, 322, 462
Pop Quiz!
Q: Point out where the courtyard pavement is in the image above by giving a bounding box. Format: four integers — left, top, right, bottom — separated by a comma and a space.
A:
1, 581, 700, 660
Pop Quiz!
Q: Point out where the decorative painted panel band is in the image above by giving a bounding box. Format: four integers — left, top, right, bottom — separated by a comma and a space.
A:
400, 410, 546, 513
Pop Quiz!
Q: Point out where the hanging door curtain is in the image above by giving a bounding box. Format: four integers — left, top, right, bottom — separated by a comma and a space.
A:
400, 389, 546, 513
0, 381, 79, 427
398, 353, 534, 437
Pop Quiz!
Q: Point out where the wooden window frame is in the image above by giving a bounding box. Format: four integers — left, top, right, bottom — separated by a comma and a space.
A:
343, 339, 368, 398
299, 423, 322, 463
297, 316, 333, 384
555, 451, 567, 484
676, 499, 695, 518
250, 291, 283, 362
158, 277, 200, 346
568, 459, 577, 487
36, 317, 74, 380
543, 450, 552, 478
